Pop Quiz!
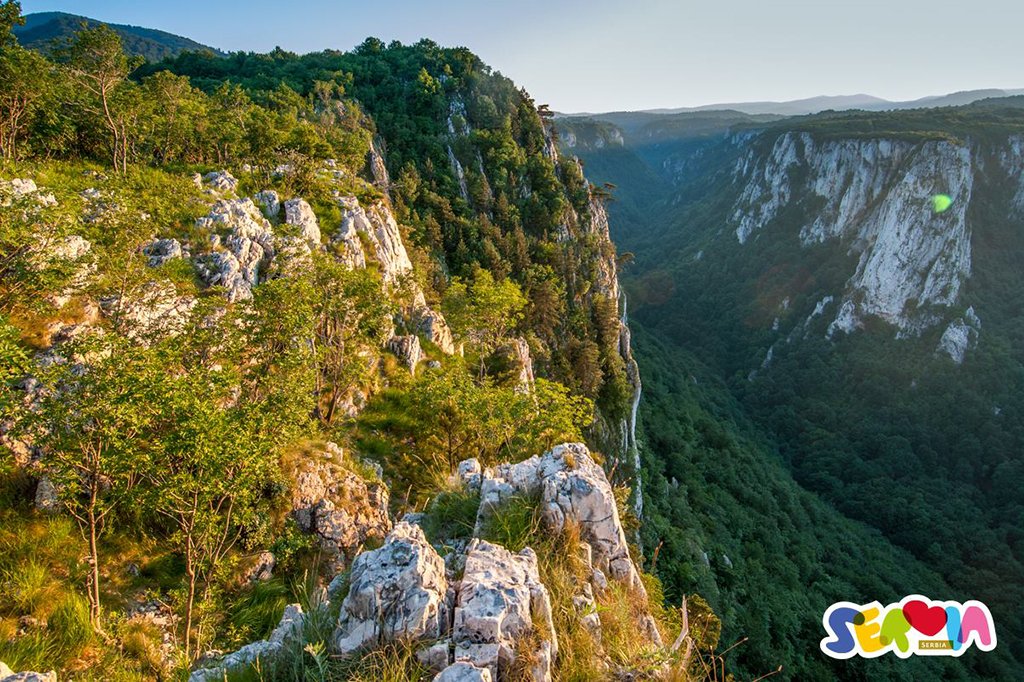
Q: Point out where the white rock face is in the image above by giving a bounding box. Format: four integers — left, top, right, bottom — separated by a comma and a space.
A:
202, 170, 238, 194
475, 444, 648, 599
334, 197, 412, 283
388, 334, 424, 374
368, 140, 391, 187
333, 522, 449, 655
451, 540, 557, 682
189, 604, 304, 682
284, 198, 321, 246
937, 307, 981, 364
731, 132, 974, 335
254, 190, 281, 219
195, 199, 276, 302
435, 662, 493, 682
143, 238, 184, 267
289, 443, 391, 568
448, 146, 470, 203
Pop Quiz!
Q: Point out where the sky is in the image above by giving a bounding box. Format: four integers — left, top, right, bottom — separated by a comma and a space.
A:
18, 0, 1024, 113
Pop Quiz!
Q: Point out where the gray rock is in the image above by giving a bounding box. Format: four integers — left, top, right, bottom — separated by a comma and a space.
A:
33, 477, 59, 514
254, 190, 280, 219
284, 198, 321, 246
99, 281, 195, 343
452, 540, 557, 682
472, 443, 661, 646
0, 672, 58, 682
143, 238, 183, 267
241, 551, 276, 584
418, 307, 457, 355
333, 522, 449, 655
434, 662, 492, 682
195, 199, 275, 302
202, 170, 238, 194
388, 334, 423, 374
189, 604, 303, 682
289, 443, 391, 568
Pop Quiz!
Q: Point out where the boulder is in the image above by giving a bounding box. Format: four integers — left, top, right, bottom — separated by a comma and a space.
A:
451, 540, 557, 682
254, 190, 280, 219
289, 443, 391, 568
33, 477, 59, 514
388, 334, 423, 374
283, 198, 321, 246
417, 307, 457, 355
202, 170, 238, 194
333, 522, 449, 655
142, 238, 184, 267
0, 671, 57, 682
189, 604, 303, 682
435, 662, 493, 682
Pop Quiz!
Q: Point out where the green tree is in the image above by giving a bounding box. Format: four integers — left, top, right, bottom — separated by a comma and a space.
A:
31, 337, 162, 630
58, 25, 142, 172
443, 266, 527, 374
0, 43, 53, 160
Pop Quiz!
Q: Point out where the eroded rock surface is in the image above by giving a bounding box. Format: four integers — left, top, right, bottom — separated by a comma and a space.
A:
451, 540, 557, 681
333, 522, 448, 655
289, 443, 391, 567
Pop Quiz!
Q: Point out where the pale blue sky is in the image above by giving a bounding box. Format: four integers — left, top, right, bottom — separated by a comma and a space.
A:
19, 0, 1024, 112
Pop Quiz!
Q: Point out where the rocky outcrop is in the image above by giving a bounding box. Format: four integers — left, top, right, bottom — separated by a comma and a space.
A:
202, 170, 238, 194
731, 132, 974, 336
418, 307, 457, 355
195, 199, 276, 302
333, 522, 449, 655
450, 540, 557, 681
143, 238, 184, 267
368, 139, 391, 188
189, 604, 304, 682
388, 334, 424, 374
284, 198, 321, 246
288, 443, 391, 568
254, 190, 281, 219
474, 444, 650, 601
937, 306, 981, 364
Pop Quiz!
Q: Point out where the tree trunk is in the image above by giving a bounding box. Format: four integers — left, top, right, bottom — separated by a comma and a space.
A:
87, 503, 103, 631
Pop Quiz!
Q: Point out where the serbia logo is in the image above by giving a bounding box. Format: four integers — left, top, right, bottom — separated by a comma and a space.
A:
820, 595, 996, 658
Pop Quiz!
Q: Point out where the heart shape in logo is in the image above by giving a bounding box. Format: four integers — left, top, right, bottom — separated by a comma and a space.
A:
904, 600, 947, 636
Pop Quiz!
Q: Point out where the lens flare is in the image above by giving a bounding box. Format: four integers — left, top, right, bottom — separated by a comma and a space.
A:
932, 194, 953, 213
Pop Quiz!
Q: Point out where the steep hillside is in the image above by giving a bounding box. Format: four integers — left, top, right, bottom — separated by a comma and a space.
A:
14, 12, 223, 60
562, 102, 1024, 678
0, 15, 695, 682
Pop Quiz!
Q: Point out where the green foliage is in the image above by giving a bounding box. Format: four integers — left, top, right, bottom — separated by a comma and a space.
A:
479, 494, 542, 552
357, 362, 592, 507
420, 488, 480, 543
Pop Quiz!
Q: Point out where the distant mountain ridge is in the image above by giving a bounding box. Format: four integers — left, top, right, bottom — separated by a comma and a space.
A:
13, 11, 224, 61
564, 88, 1024, 118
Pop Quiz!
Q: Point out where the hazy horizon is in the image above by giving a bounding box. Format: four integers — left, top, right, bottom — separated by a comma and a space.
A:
19, 0, 1024, 113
